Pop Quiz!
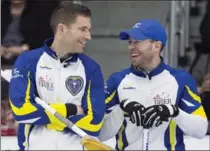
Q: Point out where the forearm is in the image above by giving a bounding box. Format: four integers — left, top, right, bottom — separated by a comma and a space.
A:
173, 109, 208, 138
10, 98, 52, 125
99, 105, 124, 141
10, 97, 79, 126
45, 103, 82, 131
69, 110, 105, 137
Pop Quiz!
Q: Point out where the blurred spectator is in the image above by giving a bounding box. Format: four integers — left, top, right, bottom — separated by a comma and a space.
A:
197, 73, 210, 121
1, 0, 60, 136
199, 0, 210, 121
200, 0, 210, 54
1, 79, 17, 136
197, 73, 210, 95
1, 0, 59, 66
191, 0, 210, 120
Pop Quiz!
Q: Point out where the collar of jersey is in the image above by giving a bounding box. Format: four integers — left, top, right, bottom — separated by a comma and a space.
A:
44, 37, 78, 63
130, 57, 167, 79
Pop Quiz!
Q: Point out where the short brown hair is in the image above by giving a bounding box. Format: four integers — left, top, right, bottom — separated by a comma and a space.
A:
50, 3, 91, 34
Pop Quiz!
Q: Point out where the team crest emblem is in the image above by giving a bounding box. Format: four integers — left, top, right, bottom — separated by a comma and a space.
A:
65, 76, 84, 96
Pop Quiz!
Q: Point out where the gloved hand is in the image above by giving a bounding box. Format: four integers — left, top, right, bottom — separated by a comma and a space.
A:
143, 104, 179, 128
120, 99, 145, 126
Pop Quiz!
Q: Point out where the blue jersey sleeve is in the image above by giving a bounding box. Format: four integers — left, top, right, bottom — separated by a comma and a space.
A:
105, 68, 130, 113
9, 52, 67, 126
69, 65, 105, 137
177, 72, 207, 118
105, 74, 121, 113
9, 53, 53, 125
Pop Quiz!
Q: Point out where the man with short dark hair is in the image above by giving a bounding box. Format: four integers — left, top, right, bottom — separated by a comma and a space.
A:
9, 3, 105, 150
99, 19, 208, 150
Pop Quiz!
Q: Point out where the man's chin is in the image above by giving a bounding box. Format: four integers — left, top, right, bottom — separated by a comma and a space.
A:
131, 62, 143, 69
78, 49, 84, 53
72, 48, 84, 54
131, 61, 139, 67
78, 46, 85, 53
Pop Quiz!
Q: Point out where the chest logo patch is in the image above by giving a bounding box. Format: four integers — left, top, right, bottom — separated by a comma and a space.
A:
65, 76, 84, 96
153, 92, 172, 105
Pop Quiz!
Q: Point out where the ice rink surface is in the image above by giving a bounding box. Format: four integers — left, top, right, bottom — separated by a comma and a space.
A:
1, 136, 209, 150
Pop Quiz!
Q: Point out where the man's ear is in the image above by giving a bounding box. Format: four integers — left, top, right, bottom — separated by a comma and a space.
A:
57, 23, 67, 35
155, 41, 162, 50
152, 41, 161, 52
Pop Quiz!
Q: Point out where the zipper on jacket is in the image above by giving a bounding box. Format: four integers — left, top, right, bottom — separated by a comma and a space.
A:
145, 73, 152, 106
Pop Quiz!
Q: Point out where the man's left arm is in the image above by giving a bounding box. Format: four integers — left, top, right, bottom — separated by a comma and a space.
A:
174, 73, 208, 139
68, 65, 105, 137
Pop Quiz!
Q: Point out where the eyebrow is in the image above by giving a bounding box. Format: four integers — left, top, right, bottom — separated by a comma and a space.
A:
128, 39, 143, 43
79, 25, 91, 28
149, 39, 156, 42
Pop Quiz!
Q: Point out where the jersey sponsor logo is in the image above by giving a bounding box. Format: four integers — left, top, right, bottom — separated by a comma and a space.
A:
122, 84, 136, 90
39, 65, 52, 70
11, 68, 23, 79
65, 76, 84, 96
122, 86, 136, 90
153, 92, 171, 105
38, 75, 54, 91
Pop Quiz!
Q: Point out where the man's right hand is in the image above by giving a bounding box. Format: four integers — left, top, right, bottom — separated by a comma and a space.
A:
120, 99, 145, 127
75, 105, 84, 115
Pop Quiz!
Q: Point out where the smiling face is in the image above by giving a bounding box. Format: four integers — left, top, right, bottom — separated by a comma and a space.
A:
58, 15, 91, 53
128, 39, 160, 69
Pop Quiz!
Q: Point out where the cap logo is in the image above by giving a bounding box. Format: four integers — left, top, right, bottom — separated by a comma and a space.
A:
133, 22, 141, 28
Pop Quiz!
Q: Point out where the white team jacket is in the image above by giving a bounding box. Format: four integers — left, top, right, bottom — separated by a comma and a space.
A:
9, 38, 105, 150
99, 60, 208, 150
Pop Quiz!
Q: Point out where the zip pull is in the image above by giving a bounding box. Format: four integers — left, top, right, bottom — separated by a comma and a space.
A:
146, 73, 151, 80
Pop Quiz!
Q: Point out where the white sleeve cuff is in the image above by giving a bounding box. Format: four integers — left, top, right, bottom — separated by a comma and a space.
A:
165, 104, 174, 116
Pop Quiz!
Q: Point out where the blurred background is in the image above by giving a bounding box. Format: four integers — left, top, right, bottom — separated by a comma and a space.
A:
1, 0, 210, 148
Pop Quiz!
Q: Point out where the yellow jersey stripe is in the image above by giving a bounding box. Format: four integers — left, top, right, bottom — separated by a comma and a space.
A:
25, 72, 31, 103
185, 86, 201, 103
10, 100, 37, 116
23, 124, 31, 148
169, 120, 177, 150
75, 81, 103, 132
10, 72, 37, 115
45, 104, 68, 131
117, 124, 125, 150
105, 91, 116, 104
45, 110, 66, 131
192, 106, 207, 118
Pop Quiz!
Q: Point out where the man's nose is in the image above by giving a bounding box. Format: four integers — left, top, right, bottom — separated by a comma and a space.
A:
128, 44, 135, 50
84, 31, 91, 40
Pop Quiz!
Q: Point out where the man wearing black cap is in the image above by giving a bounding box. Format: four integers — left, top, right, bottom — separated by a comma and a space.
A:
99, 19, 208, 150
